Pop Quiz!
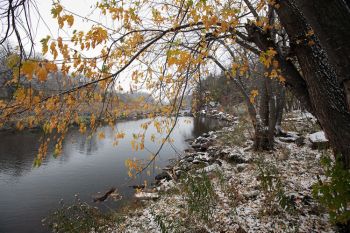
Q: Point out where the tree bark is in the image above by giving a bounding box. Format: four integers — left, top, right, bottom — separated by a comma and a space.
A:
275, 0, 350, 168
294, 0, 350, 111
275, 82, 286, 136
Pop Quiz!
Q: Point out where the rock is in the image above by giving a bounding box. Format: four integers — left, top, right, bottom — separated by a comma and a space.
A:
219, 147, 232, 157
227, 148, 251, 163
175, 169, 183, 177
155, 171, 172, 182
243, 190, 260, 199
237, 164, 248, 172
184, 148, 195, 153
214, 160, 223, 166
134, 192, 159, 200
279, 136, 298, 143
191, 143, 201, 150
192, 158, 201, 164
178, 161, 191, 170
195, 152, 213, 162
295, 136, 306, 147
200, 141, 212, 151
157, 180, 176, 192
109, 191, 122, 201
309, 131, 330, 150
194, 136, 209, 144
279, 131, 301, 143
197, 163, 221, 173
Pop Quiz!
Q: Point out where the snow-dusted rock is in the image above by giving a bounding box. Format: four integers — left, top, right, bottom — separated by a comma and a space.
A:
227, 148, 251, 163
196, 163, 221, 174
134, 192, 159, 200
155, 171, 172, 182
309, 131, 330, 150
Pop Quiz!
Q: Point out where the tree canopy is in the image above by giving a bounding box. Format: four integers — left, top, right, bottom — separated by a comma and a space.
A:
1, 0, 350, 169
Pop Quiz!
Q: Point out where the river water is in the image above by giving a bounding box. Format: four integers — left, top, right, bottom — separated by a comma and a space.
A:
0, 117, 225, 233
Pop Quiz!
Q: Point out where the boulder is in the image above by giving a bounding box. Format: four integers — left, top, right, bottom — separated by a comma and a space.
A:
155, 171, 172, 182
309, 131, 330, 150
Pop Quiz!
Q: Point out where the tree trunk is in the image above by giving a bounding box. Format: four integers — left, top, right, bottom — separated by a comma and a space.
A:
254, 77, 275, 150
275, 0, 350, 168
245, 23, 314, 114
275, 82, 286, 136
294, 0, 350, 111
254, 124, 271, 150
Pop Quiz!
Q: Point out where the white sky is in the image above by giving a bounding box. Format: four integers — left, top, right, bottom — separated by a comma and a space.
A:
31, 0, 103, 55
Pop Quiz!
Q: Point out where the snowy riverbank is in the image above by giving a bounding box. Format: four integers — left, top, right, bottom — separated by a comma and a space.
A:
106, 111, 335, 233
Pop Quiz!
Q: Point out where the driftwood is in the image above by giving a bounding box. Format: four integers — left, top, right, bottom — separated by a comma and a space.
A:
128, 184, 145, 189
93, 187, 116, 202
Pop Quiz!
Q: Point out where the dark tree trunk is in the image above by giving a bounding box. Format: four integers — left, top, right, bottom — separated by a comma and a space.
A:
254, 77, 277, 151
275, 82, 286, 136
245, 23, 314, 114
294, 0, 350, 111
275, 0, 350, 168
254, 125, 271, 151
267, 79, 278, 145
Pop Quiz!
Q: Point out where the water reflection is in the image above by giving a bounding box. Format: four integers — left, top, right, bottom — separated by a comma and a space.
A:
0, 117, 225, 233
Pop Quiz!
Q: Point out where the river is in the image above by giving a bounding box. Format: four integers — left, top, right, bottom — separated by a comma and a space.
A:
0, 117, 225, 233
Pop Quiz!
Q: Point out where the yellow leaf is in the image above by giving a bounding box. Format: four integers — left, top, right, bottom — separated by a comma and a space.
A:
50, 42, 58, 59
37, 67, 48, 82
40, 36, 50, 55
66, 15, 74, 27
51, 4, 63, 18
21, 61, 37, 80
250, 89, 259, 104
98, 132, 105, 139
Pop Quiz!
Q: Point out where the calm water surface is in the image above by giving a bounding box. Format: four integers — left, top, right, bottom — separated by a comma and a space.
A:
0, 117, 224, 233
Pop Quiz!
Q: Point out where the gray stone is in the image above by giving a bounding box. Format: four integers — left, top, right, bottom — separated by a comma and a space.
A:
134, 192, 159, 200
243, 190, 260, 199
309, 131, 330, 150
227, 149, 251, 163
155, 171, 171, 181
237, 164, 248, 172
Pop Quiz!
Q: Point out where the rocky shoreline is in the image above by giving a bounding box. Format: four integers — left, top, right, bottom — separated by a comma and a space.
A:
106, 111, 335, 233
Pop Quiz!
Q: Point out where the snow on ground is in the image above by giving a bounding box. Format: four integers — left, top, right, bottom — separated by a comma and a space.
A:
108, 111, 335, 233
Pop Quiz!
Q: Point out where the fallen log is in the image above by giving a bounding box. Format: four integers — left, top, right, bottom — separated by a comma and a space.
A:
93, 187, 116, 202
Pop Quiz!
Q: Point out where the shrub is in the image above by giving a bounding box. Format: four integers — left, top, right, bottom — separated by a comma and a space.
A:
312, 155, 350, 225
257, 159, 295, 214
182, 172, 217, 221
43, 197, 121, 233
